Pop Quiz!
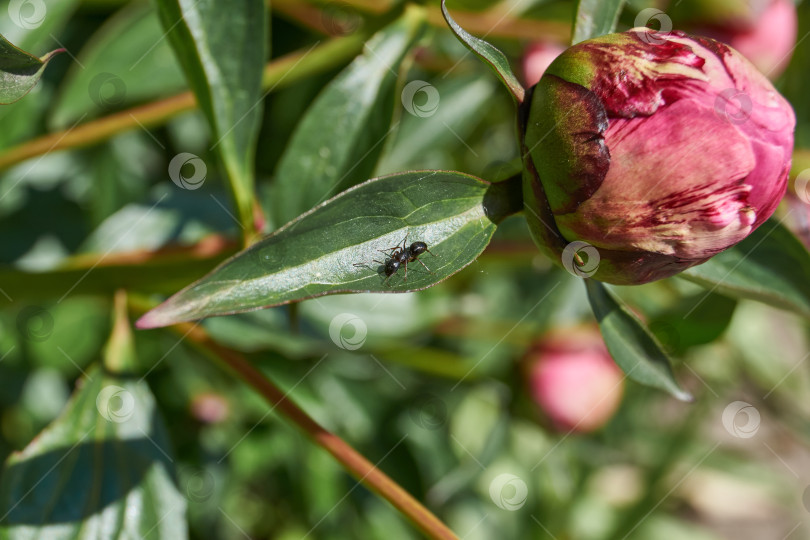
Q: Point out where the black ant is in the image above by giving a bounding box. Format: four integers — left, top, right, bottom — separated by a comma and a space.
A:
354, 236, 435, 284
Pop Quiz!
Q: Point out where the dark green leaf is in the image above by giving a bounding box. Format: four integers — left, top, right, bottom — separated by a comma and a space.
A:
648, 291, 737, 355
440, 0, 525, 103
682, 218, 810, 319
585, 280, 692, 401
271, 8, 426, 227
0, 306, 186, 539
0, 34, 62, 104
50, 2, 187, 128
156, 0, 267, 231
137, 171, 523, 328
572, 0, 625, 44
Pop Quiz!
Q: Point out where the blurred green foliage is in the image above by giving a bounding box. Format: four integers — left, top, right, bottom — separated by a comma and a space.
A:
0, 0, 809, 539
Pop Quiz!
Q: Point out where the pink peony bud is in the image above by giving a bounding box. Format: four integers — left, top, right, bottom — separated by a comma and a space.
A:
526, 327, 624, 432
522, 41, 566, 87
523, 29, 795, 285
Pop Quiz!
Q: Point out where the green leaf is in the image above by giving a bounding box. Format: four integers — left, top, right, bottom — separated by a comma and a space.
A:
440, 0, 525, 103
136, 171, 523, 328
50, 2, 187, 129
0, 34, 62, 104
648, 291, 737, 355
376, 74, 496, 175
682, 218, 810, 319
572, 0, 626, 44
0, 303, 187, 539
585, 280, 692, 401
271, 7, 426, 228
156, 0, 268, 232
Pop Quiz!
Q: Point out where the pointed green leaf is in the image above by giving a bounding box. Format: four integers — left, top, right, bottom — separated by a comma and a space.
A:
0, 305, 186, 539
440, 0, 525, 102
572, 0, 626, 44
585, 280, 693, 401
0, 35, 62, 104
156, 0, 267, 232
137, 171, 523, 328
272, 7, 426, 228
682, 218, 810, 319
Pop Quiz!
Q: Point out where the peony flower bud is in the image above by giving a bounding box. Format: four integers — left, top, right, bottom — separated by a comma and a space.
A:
525, 327, 624, 432
523, 28, 795, 285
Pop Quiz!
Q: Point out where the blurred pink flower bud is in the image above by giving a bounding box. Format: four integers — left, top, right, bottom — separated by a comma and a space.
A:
723, 0, 797, 78
671, 0, 797, 78
191, 392, 230, 424
522, 41, 566, 87
526, 328, 623, 432
523, 29, 795, 285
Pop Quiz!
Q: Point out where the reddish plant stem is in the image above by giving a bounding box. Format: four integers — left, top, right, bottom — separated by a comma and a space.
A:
173, 320, 459, 540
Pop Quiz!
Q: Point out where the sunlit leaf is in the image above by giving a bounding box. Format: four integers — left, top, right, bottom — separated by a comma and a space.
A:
156, 0, 267, 232
0, 297, 187, 539
137, 171, 523, 328
440, 0, 525, 102
272, 7, 426, 227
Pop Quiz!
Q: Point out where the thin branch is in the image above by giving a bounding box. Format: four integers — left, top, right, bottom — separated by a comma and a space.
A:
153, 316, 459, 540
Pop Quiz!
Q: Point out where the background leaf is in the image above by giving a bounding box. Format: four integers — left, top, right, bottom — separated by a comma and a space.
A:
682, 218, 810, 319
440, 0, 525, 102
0, 0, 78, 52
572, 0, 626, 44
156, 0, 267, 233
137, 171, 523, 328
271, 7, 426, 228
0, 298, 187, 539
585, 279, 692, 401
49, 2, 187, 129
0, 35, 61, 104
